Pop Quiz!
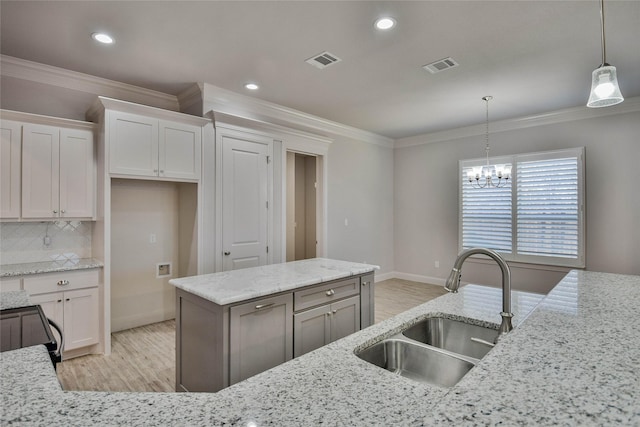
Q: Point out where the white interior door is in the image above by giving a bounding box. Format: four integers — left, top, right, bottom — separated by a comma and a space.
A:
222, 135, 270, 271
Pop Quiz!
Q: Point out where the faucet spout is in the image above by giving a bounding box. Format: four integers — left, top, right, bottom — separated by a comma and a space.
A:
445, 248, 514, 336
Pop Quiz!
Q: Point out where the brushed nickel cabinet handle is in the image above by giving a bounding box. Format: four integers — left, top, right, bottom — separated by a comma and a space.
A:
57, 280, 69, 286
224, 251, 231, 256
325, 289, 335, 296
255, 303, 274, 310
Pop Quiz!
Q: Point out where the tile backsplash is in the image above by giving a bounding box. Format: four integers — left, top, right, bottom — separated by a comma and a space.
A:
0, 221, 93, 265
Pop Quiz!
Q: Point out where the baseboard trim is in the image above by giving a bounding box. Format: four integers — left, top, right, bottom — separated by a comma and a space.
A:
112, 310, 175, 333
375, 271, 446, 287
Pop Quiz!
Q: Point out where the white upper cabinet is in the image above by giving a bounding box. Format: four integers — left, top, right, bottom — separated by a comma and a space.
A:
98, 99, 206, 182
108, 111, 159, 177
159, 120, 201, 181
22, 124, 94, 219
0, 120, 22, 219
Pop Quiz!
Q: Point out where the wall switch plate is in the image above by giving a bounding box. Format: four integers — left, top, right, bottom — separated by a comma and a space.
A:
435, 260, 440, 268
157, 262, 171, 278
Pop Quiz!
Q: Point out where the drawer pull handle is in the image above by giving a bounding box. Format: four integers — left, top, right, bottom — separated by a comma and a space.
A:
332, 310, 337, 314
57, 280, 69, 286
325, 289, 335, 296
362, 281, 369, 287
255, 303, 274, 310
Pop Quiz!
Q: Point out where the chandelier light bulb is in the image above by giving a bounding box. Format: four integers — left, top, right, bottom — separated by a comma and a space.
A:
594, 73, 615, 98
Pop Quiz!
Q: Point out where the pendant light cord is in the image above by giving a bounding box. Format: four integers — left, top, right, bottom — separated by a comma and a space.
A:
600, 0, 607, 66
482, 96, 492, 167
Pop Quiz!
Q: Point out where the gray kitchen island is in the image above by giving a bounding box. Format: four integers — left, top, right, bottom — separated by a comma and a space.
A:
168, 258, 378, 392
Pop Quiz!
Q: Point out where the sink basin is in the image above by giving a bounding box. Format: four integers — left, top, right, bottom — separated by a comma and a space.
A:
356, 339, 474, 388
402, 316, 499, 360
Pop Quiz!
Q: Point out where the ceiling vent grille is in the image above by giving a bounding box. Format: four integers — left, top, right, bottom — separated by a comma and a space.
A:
305, 51, 342, 69
423, 57, 459, 74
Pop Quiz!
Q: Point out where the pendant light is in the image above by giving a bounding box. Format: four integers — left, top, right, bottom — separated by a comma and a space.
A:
587, 0, 624, 108
467, 96, 511, 189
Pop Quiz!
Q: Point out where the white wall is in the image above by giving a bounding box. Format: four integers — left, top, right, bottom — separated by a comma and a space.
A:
327, 136, 394, 276
394, 109, 640, 293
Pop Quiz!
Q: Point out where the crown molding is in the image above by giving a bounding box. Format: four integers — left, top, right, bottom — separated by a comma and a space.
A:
200, 83, 393, 148
0, 55, 180, 112
88, 96, 210, 127
0, 108, 96, 130
395, 96, 640, 149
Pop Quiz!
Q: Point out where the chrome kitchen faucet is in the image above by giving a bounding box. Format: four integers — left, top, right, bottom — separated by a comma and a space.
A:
445, 248, 514, 336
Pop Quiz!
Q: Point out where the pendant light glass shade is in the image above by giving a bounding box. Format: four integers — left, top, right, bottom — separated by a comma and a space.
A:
587, 64, 624, 107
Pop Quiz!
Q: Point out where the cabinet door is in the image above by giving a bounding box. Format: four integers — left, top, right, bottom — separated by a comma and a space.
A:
229, 293, 293, 385
59, 128, 94, 218
63, 287, 99, 351
293, 304, 331, 357
22, 124, 60, 218
30, 292, 65, 337
159, 120, 201, 180
0, 120, 21, 219
330, 296, 360, 343
360, 274, 375, 329
108, 111, 158, 177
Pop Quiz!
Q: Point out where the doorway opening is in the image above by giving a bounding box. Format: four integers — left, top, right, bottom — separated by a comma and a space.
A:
286, 152, 317, 261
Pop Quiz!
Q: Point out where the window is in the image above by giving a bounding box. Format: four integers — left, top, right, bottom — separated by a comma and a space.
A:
459, 148, 585, 268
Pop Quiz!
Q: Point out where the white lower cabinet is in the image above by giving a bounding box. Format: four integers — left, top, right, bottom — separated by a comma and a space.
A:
24, 270, 100, 356
294, 295, 360, 357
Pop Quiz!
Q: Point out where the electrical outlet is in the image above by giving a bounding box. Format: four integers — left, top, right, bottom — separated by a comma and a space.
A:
43, 236, 51, 246
344, 218, 348, 226
435, 260, 440, 268
149, 233, 157, 244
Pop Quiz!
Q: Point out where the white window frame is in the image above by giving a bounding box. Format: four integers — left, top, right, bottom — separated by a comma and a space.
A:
459, 147, 585, 268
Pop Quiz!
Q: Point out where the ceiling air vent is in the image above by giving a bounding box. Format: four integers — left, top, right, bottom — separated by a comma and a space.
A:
422, 57, 459, 74
305, 51, 342, 69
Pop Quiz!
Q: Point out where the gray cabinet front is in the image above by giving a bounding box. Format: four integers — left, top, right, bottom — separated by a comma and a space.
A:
229, 293, 293, 384
360, 273, 375, 328
293, 295, 360, 358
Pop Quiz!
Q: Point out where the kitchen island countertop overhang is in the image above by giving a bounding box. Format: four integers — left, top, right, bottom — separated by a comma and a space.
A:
2, 269, 640, 425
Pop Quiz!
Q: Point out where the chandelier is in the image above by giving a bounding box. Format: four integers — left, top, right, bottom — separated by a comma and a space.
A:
586, 0, 624, 108
467, 96, 511, 189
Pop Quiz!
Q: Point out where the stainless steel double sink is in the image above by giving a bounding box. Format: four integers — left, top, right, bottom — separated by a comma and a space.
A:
356, 316, 499, 388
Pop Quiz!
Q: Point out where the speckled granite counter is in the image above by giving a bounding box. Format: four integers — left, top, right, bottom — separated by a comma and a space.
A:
2, 270, 639, 426
169, 258, 379, 305
0, 290, 30, 309
0, 258, 103, 278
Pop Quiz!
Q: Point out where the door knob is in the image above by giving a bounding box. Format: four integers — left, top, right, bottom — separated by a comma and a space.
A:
224, 251, 231, 256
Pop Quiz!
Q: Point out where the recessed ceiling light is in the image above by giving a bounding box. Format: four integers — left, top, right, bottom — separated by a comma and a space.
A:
91, 32, 114, 44
375, 17, 396, 30
244, 83, 259, 90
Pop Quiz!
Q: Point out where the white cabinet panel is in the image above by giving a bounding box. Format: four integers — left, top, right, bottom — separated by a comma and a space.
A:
0, 120, 21, 219
21, 123, 94, 220
63, 287, 99, 351
159, 120, 201, 180
60, 128, 94, 218
21, 124, 60, 218
109, 111, 158, 177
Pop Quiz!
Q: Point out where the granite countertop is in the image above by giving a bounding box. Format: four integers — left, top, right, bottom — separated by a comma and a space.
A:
2, 270, 639, 425
0, 290, 31, 310
169, 258, 379, 305
0, 258, 104, 278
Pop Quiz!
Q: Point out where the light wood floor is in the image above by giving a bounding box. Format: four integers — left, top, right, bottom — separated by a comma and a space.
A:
57, 278, 447, 392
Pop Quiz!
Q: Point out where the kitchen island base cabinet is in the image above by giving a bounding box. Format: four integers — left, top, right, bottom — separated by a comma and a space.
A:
229, 294, 293, 384
176, 291, 293, 393
293, 295, 360, 358
175, 269, 375, 393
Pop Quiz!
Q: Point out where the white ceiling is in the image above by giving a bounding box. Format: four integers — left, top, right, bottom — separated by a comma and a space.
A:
1, 1, 639, 139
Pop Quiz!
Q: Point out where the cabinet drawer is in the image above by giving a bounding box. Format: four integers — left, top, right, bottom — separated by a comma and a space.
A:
23, 269, 100, 295
294, 277, 359, 312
